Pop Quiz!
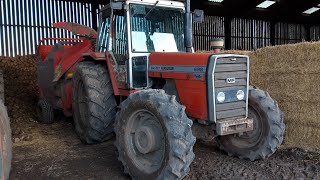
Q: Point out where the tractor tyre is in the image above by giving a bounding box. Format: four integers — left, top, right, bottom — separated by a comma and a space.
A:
0, 70, 4, 102
72, 61, 117, 144
217, 87, 285, 161
36, 99, 54, 124
0, 100, 12, 180
115, 89, 196, 180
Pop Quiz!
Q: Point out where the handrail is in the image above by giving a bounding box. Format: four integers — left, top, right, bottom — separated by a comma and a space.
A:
38, 38, 83, 45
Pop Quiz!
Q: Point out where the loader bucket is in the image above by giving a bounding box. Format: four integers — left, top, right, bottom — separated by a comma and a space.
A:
53, 22, 98, 38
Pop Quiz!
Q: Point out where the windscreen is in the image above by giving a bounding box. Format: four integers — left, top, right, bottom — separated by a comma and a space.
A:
130, 4, 185, 53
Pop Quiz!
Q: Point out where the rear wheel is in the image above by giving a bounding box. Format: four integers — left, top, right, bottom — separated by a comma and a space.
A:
36, 99, 54, 124
72, 61, 117, 144
115, 90, 196, 180
0, 100, 12, 180
217, 87, 285, 161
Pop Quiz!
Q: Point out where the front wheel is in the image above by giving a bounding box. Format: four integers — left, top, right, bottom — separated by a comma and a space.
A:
115, 90, 196, 180
217, 87, 285, 161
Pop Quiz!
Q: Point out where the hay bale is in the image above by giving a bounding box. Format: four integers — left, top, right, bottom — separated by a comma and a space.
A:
249, 42, 320, 152
208, 44, 320, 151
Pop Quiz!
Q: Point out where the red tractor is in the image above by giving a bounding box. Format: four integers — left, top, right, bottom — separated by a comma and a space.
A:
36, 0, 285, 179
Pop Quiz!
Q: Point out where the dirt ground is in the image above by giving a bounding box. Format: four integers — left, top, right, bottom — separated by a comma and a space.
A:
9, 116, 320, 180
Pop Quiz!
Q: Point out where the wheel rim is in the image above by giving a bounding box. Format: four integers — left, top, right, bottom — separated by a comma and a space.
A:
77, 80, 88, 130
227, 105, 264, 149
125, 109, 166, 174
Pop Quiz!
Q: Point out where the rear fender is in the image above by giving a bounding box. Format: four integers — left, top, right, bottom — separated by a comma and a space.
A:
80, 52, 136, 96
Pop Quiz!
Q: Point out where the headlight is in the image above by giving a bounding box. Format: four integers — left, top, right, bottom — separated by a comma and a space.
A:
237, 90, 245, 100
217, 92, 225, 103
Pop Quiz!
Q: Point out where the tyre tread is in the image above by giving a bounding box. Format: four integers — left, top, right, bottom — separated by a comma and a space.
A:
115, 89, 196, 180
218, 86, 285, 161
72, 61, 117, 144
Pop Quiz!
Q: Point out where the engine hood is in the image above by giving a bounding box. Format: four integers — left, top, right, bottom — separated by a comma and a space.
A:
149, 52, 212, 67
148, 52, 214, 81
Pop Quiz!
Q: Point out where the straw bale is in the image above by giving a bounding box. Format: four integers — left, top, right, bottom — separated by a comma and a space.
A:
249, 42, 320, 151
219, 42, 320, 151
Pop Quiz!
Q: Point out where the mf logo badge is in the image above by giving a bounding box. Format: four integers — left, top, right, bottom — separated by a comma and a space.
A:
226, 77, 236, 84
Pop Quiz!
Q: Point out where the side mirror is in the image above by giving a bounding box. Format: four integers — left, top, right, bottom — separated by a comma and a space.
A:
193, 9, 204, 23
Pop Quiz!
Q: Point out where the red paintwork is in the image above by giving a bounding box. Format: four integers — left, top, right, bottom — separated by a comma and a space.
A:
58, 40, 94, 76
105, 52, 120, 96
119, 89, 138, 96
64, 82, 73, 112
38, 23, 213, 121
149, 52, 212, 121
149, 52, 211, 66
176, 80, 208, 120
83, 52, 108, 61
37, 25, 96, 115
213, 49, 221, 53
103, 52, 138, 96
38, 38, 82, 61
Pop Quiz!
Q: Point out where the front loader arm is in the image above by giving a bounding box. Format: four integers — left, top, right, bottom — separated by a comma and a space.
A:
53, 22, 98, 39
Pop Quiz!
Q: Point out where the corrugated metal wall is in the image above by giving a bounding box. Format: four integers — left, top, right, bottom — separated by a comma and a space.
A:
311, 26, 320, 41
231, 18, 270, 50
193, 16, 225, 51
0, 0, 95, 57
193, 18, 318, 51
1, 0, 320, 56
275, 23, 306, 45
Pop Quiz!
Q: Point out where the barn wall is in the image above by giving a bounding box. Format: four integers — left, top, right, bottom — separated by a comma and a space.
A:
1, 0, 319, 56
0, 0, 96, 56
311, 26, 320, 41
193, 17, 318, 51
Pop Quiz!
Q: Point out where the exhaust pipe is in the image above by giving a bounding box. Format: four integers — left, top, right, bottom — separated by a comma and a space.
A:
185, 0, 193, 53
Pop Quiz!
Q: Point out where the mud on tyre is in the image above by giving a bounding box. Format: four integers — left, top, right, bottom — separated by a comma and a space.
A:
115, 89, 196, 180
217, 87, 285, 161
72, 61, 117, 144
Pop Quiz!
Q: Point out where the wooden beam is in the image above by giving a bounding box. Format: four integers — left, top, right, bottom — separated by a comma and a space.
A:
270, 20, 276, 45
92, 2, 99, 30
224, 17, 232, 50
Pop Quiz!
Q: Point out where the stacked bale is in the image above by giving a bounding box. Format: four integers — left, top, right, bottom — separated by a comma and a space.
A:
0, 56, 38, 131
248, 42, 320, 151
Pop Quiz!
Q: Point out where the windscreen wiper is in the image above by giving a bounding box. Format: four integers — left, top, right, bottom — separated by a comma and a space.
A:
144, 1, 159, 19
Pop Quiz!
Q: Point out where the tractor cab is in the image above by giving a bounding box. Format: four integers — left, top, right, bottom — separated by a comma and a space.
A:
97, 0, 190, 89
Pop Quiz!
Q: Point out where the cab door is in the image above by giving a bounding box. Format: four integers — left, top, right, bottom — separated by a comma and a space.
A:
97, 5, 129, 89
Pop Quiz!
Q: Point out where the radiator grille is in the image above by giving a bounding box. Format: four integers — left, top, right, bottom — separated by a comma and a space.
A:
214, 56, 249, 121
